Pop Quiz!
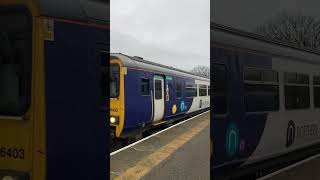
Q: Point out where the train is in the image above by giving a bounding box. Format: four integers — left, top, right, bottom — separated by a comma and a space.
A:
0, 1, 109, 180
211, 23, 320, 178
110, 53, 210, 142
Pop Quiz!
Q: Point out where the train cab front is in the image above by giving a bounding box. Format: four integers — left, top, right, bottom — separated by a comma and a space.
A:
0, 1, 38, 180
110, 56, 125, 139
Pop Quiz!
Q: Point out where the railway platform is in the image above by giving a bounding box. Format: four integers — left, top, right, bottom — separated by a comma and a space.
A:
259, 154, 320, 180
110, 111, 210, 180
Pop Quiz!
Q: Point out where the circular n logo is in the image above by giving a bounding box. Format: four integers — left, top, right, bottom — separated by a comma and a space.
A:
286, 120, 295, 148
225, 123, 239, 157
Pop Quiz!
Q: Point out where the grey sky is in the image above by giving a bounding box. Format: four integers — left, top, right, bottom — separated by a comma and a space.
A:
212, 0, 320, 32
111, 0, 210, 71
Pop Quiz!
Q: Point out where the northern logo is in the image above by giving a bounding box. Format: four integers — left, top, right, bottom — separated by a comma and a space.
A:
225, 122, 240, 157
286, 120, 295, 148
180, 101, 185, 112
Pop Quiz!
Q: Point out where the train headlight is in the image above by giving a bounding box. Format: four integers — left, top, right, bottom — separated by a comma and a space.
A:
0, 171, 29, 180
110, 116, 119, 125
2, 176, 15, 180
2, 176, 27, 180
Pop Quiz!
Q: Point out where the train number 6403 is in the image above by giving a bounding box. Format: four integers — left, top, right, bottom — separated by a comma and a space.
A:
0, 147, 25, 159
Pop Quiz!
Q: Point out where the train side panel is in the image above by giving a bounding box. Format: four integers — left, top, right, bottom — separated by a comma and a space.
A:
212, 46, 268, 168
212, 44, 320, 172
44, 19, 108, 180
212, 46, 242, 168
244, 55, 320, 165
237, 50, 276, 165
123, 68, 153, 132
163, 77, 194, 119
187, 79, 210, 114
121, 66, 210, 136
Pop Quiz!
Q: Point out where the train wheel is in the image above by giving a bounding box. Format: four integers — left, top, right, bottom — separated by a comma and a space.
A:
121, 133, 143, 146
135, 133, 142, 141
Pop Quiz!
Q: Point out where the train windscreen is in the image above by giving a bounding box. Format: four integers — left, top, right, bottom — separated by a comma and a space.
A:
110, 64, 120, 98
0, 8, 32, 116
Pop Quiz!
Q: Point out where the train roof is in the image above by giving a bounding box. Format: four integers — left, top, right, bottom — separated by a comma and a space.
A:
111, 53, 210, 82
211, 23, 320, 65
39, 0, 109, 24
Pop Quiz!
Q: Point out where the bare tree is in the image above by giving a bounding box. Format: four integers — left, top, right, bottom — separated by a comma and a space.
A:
190, 65, 210, 79
256, 12, 320, 50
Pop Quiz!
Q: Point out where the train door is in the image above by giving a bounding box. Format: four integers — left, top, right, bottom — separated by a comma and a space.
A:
212, 61, 232, 167
153, 75, 165, 122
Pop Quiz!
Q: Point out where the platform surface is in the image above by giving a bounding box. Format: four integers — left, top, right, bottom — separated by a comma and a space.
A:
260, 154, 320, 180
110, 111, 210, 180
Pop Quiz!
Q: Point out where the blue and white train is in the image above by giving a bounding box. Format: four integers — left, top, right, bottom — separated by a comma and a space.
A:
110, 53, 210, 140
212, 23, 320, 177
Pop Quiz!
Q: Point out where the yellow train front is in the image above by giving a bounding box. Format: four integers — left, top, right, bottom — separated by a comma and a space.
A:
0, 1, 109, 179
110, 53, 210, 141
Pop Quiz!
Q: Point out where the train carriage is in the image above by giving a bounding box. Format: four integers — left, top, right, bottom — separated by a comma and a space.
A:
0, 1, 109, 180
110, 53, 210, 139
212, 23, 320, 177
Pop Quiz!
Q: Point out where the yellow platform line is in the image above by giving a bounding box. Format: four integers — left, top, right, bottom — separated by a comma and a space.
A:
114, 118, 209, 180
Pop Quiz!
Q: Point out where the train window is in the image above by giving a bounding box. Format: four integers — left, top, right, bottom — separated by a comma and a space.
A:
285, 86, 310, 109
186, 84, 197, 97
0, 9, 32, 116
263, 70, 278, 82
313, 76, 320, 108
297, 74, 309, 84
245, 85, 279, 112
199, 85, 207, 96
110, 64, 120, 98
284, 72, 309, 84
140, 78, 150, 96
244, 68, 279, 112
284, 72, 297, 83
208, 86, 210, 96
314, 76, 320, 85
244, 68, 262, 81
284, 72, 310, 110
176, 81, 181, 98
155, 80, 162, 99
314, 87, 320, 108
244, 67, 278, 82
213, 64, 227, 114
